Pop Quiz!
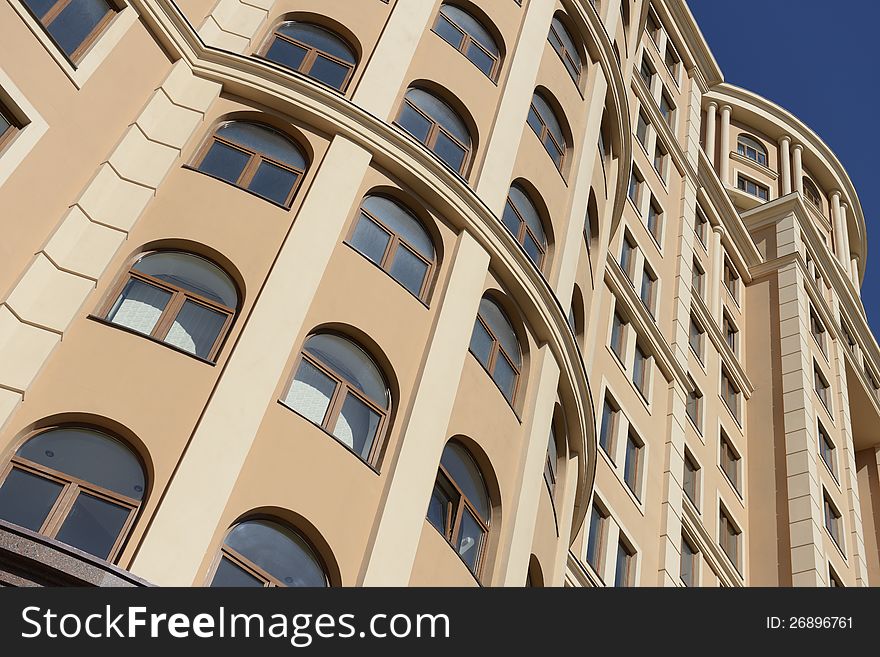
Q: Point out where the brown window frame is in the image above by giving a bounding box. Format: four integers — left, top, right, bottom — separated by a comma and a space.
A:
586, 503, 608, 574
97, 252, 236, 363
505, 190, 547, 270
283, 344, 390, 467
394, 97, 472, 175
528, 96, 567, 170
432, 8, 501, 81
683, 450, 700, 510
721, 367, 740, 420
471, 305, 523, 405
22, 0, 117, 65
823, 491, 843, 549
0, 451, 140, 563
614, 538, 635, 586
548, 18, 582, 85
432, 460, 491, 579
0, 104, 19, 151
191, 124, 306, 208
720, 431, 741, 493
719, 507, 741, 569
345, 201, 436, 302
257, 26, 356, 92
207, 520, 329, 587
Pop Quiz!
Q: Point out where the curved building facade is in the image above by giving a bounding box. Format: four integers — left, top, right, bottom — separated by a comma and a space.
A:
0, 0, 875, 587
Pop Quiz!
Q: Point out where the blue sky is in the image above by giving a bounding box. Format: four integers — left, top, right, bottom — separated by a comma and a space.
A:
687, 0, 880, 335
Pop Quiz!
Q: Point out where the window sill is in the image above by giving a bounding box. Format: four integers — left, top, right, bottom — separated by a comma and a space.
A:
426, 522, 483, 587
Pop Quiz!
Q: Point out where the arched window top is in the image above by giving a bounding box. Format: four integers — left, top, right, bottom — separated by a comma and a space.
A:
16, 428, 144, 500
195, 121, 307, 207
262, 22, 357, 90
0, 426, 146, 561
736, 133, 767, 166
434, 4, 501, 78
351, 195, 437, 299
528, 92, 567, 169
503, 184, 548, 268
212, 518, 328, 587
303, 333, 388, 408
440, 441, 490, 520
549, 15, 583, 83
360, 196, 434, 259
404, 88, 470, 145
275, 22, 355, 63
132, 252, 238, 309
214, 122, 307, 170
803, 177, 822, 208
478, 297, 521, 365
440, 5, 498, 55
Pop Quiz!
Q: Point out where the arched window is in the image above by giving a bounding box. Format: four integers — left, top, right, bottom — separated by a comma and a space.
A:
347, 195, 436, 300
503, 184, 548, 269
469, 296, 523, 403
548, 15, 583, 83
21, 0, 116, 62
395, 88, 472, 174
544, 424, 559, 499
259, 22, 357, 91
736, 134, 767, 167
527, 92, 567, 170
0, 427, 145, 560
194, 121, 307, 207
433, 4, 501, 79
803, 177, 822, 209
282, 333, 390, 464
427, 441, 491, 576
101, 251, 238, 361
210, 518, 328, 587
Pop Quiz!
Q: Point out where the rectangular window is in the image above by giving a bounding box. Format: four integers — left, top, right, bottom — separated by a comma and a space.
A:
628, 168, 643, 210
680, 534, 698, 587
687, 376, 703, 432
599, 395, 619, 459
689, 314, 705, 362
823, 491, 843, 549
829, 566, 844, 588
720, 431, 741, 493
818, 420, 836, 479
719, 507, 741, 569
683, 450, 700, 509
620, 233, 637, 281
611, 311, 627, 362
692, 258, 705, 299
0, 103, 18, 151
20, 0, 117, 63
721, 367, 740, 421
664, 42, 681, 80
723, 257, 739, 301
659, 92, 674, 127
636, 111, 649, 148
639, 55, 655, 89
633, 344, 650, 399
736, 174, 769, 201
814, 363, 831, 411
723, 311, 739, 354
653, 140, 667, 180
646, 11, 661, 43
810, 307, 827, 355
841, 321, 857, 357
614, 539, 635, 587
647, 198, 663, 243
694, 206, 708, 246
640, 264, 657, 317
586, 504, 608, 574
624, 430, 643, 498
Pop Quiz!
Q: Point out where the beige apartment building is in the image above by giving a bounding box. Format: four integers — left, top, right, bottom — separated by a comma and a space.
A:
0, 0, 876, 588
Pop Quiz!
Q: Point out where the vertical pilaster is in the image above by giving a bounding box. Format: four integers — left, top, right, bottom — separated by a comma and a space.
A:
792, 144, 804, 195
704, 101, 717, 166
711, 225, 725, 325
719, 104, 731, 185
779, 135, 792, 195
